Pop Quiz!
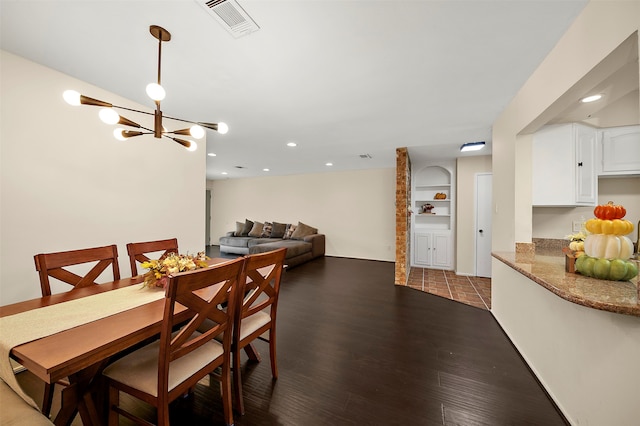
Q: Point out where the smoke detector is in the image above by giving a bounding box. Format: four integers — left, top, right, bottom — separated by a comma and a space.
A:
198, 0, 260, 38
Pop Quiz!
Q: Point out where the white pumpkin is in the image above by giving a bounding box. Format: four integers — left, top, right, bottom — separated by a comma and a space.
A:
584, 234, 634, 259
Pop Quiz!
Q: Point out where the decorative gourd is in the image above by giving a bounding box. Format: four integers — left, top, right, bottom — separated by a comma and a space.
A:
575, 200, 637, 281
583, 234, 634, 260
584, 218, 634, 235
575, 255, 638, 281
593, 201, 626, 220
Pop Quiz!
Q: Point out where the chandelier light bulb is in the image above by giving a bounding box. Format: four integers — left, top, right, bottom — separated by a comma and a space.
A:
190, 125, 205, 139
113, 128, 127, 141
146, 83, 166, 101
63, 90, 81, 106
217, 122, 229, 134
99, 108, 120, 125
187, 141, 197, 152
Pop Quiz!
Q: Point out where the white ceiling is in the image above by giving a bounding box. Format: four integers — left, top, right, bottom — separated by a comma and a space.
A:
0, 0, 590, 180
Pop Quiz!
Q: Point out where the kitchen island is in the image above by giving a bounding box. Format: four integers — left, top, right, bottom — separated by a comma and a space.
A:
492, 250, 639, 317
491, 249, 640, 426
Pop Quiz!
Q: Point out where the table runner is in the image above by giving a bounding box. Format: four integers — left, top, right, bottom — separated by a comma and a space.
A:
0, 284, 166, 409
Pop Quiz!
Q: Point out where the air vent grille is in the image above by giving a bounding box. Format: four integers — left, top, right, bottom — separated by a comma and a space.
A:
359, 154, 372, 159
199, 0, 260, 38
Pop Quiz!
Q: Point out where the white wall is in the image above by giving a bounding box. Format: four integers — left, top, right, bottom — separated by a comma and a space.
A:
0, 51, 206, 305
533, 176, 640, 239
492, 1, 640, 424
456, 156, 492, 275
208, 168, 396, 261
493, 260, 640, 426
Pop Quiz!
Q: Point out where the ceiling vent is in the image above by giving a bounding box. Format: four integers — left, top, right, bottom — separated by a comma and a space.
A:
359, 154, 372, 159
199, 0, 260, 38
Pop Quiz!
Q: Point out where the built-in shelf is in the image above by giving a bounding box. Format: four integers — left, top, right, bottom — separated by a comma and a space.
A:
411, 164, 455, 269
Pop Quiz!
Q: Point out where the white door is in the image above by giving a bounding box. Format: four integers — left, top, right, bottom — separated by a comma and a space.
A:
476, 173, 492, 277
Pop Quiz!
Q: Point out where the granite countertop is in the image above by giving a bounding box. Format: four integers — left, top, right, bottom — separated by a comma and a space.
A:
492, 248, 639, 317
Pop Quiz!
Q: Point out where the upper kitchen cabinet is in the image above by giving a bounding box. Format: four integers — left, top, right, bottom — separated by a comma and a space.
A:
598, 125, 640, 176
532, 123, 597, 207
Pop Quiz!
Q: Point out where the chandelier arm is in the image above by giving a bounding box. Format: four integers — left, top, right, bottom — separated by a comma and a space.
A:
162, 134, 192, 149
111, 105, 155, 117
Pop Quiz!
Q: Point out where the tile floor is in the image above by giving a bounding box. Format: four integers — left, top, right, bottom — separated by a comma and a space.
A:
407, 268, 492, 310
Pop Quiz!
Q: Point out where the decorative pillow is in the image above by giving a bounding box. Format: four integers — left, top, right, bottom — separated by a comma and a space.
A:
283, 224, 296, 239
234, 221, 245, 237
241, 219, 254, 236
290, 221, 318, 240
248, 221, 264, 238
261, 222, 273, 238
271, 222, 287, 238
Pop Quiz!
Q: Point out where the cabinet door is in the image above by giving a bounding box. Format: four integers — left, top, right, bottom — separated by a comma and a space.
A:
431, 233, 451, 268
600, 126, 640, 175
575, 124, 596, 204
414, 233, 431, 266
532, 125, 573, 206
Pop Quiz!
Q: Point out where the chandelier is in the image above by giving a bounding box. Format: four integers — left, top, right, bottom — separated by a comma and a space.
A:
63, 25, 227, 151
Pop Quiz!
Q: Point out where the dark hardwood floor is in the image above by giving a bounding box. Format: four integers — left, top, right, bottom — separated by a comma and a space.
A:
17, 250, 566, 425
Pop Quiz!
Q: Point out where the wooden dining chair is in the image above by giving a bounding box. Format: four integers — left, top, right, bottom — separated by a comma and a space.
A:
102, 257, 246, 426
33, 244, 120, 416
34, 244, 121, 297
232, 247, 286, 415
126, 238, 179, 276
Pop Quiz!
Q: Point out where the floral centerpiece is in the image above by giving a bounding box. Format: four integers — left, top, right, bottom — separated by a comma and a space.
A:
140, 251, 209, 288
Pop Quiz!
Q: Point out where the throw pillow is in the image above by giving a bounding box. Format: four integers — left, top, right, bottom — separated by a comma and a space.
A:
290, 221, 318, 240
248, 221, 264, 237
283, 224, 296, 239
234, 221, 245, 236
241, 219, 254, 236
271, 222, 287, 238
261, 222, 273, 238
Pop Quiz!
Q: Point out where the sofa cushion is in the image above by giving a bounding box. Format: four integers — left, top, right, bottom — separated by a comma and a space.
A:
261, 222, 272, 237
248, 221, 264, 237
291, 222, 318, 240
249, 240, 312, 258
283, 223, 296, 239
234, 221, 244, 236
271, 222, 287, 238
219, 236, 255, 248
241, 219, 254, 236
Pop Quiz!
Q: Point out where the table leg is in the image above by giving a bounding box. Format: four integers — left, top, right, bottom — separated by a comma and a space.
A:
53, 363, 105, 426
244, 343, 261, 362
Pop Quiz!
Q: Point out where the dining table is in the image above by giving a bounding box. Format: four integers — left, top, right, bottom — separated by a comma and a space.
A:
0, 257, 260, 426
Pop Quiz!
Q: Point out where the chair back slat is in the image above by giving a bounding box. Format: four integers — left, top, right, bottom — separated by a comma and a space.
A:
126, 238, 178, 276
158, 257, 245, 390
34, 245, 120, 296
238, 249, 286, 323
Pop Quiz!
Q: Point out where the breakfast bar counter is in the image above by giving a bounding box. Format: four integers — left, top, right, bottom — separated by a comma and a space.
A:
492, 251, 639, 317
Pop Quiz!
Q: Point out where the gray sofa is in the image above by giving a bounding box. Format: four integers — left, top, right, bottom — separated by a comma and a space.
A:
219, 220, 325, 268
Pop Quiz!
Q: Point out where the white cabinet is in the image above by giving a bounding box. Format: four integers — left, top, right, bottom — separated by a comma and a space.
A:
411, 164, 455, 270
532, 123, 597, 207
598, 125, 640, 176
413, 232, 452, 269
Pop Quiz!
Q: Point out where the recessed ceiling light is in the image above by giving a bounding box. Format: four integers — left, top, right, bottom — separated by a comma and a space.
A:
207, 153, 216, 157
581, 94, 602, 103
287, 142, 297, 147
221, 172, 228, 175
263, 168, 270, 172
460, 141, 485, 152
325, 162, 333, 166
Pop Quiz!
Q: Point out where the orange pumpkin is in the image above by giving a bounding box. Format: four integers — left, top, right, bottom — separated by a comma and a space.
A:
594, 201, 626, 220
